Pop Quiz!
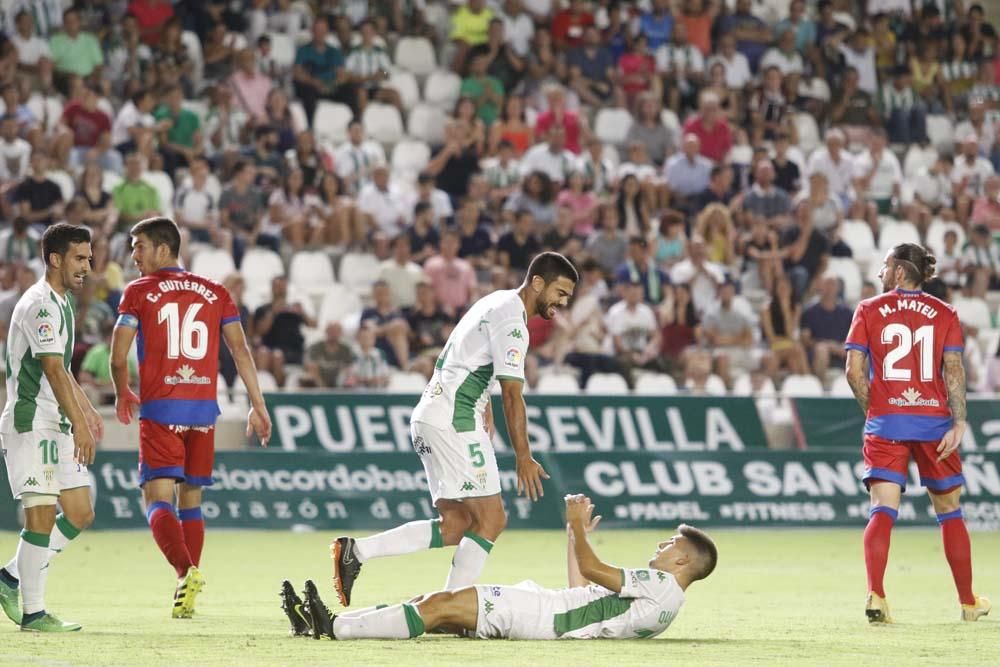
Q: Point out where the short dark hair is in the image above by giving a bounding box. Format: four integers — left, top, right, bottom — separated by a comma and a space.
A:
42, 223, 91, 268
891, 243, 936, 286
679, 524, 718, 583
131, 217, 181, 258
526, 251, 579, 285
414, 201, 433, 217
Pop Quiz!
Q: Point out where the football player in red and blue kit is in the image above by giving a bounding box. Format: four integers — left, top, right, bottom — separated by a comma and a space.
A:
845, 243, 990, 624
110, 217, 272, 618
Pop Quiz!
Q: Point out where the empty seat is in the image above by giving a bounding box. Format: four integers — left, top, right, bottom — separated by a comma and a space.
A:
181, 30, 203, 86
584, 372, 629, 395
387, 371, 428, 392
318, 288, 363, 328
46, 169, 76, 202
102, 170, 123, 192
877, 220, 921, 255
593, 108, 633, 147
241, 247, 285, 308
190, 248, 236, 282
422, 71, 461, 109
143, 170, 175, 217
313, 101, 354, 144
660, 108, 680, 135
840, 220, 876, 266
953, 297, 992, 330
829, 374, 854, 397
407, 103, 447, 145
731, 373, 777, 397
268, 32, 296, 68
926, 115, 955, 153
362, 103, 405, 145
826, 257, 863, 304
387, 69, 421, 110
338, 252, 381, 296
633, 372, 678, 395
289, 251, 335, 296
793, 112, 821, 155
391, 140, 432, 182
394, 37, 438, 76
536, 373, 579, 394
685, 374, 727, 396
781, 374, 825, 397
925, 219, 966, 258
903, 144, 938, 179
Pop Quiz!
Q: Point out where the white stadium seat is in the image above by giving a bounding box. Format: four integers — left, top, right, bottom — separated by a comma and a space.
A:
536, 373, 579, 394
318, 288, 362, 328
190, 248, 236, 283
313, 101, 354, 144
394, 37, 438, 77
877, 221, 921, 256
925, 219, 966, 258
585, 373, 629, 395
793, 112, 821, 155
289, 101, 309, 132
268, 32, 296, 68
387, 371, 428, 392
46, 169, 75, 202
952, 297, 992, 331
102, 171, 123, 192
826, 257, 863, 304
422, 71, 461, 109
288, 251, 335, 297
829, 375, 854, 397
241, 247, 285, 310
732, 373, 776, 397
781, 374, 825, 397
407, 104, 447, 145
338, 252, 381, 297
143, 170, 175, 217
181, 30, 204, 86
362, 103, 405, 146
391, 140, 432, 183
633, 372, 678, 395
388, 69, 421, 110
593, 108, 633, 147
903, 144, 938, 179
926, 115, 955, 153
685, 374, 727, 396
840, 221, 876, 267
660, 109, 680, 135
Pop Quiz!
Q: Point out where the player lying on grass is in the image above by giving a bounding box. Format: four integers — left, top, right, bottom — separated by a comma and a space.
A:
280, 495, 717, 640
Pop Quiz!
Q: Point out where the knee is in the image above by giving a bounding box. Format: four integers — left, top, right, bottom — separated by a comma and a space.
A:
438, 511, 473, 545
65, 506, 95, 531
471, 506, 507, 540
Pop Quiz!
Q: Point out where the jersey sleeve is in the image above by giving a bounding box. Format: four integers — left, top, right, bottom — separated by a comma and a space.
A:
844, 302, 869, 353
942, 310, 964, 352
24, 299, 64, 357
490, 316, 528, 383
117, 282, 141, 329
618, 568, 669, 601
219, 286, 241, 326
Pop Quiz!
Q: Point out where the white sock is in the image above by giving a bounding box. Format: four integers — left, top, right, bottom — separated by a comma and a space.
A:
444, 532, 493, 590
16, 530, 51, 615
4, 514, 81, 581
353, 519, 442, 563
332, 603, 424, 639
338, 603, 389, 619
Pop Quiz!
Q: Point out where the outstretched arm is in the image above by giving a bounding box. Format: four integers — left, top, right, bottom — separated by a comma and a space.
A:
567, 501, 602, 588
565, 495, 621, 593
845, 349, 870, 413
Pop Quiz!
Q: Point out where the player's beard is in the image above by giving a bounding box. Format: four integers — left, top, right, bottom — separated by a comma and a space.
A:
880, 270, 895, 293
535, 292, 556, 320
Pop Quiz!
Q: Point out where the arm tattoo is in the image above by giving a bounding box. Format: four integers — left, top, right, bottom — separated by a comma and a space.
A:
845, 351, 870, 413
943, 353, 967, 421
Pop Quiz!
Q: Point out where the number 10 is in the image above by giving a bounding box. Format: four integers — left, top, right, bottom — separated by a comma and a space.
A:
157, 303, 209, 360
882, 324, 934, 382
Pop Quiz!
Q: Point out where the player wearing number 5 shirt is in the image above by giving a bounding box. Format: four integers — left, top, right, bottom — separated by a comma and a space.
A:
110, 217, 272, 619
844, 243, 990, 625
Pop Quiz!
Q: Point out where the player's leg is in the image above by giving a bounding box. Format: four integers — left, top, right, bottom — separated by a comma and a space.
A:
178, 426, 216, 568
861, 434, 908, 623
139, 420, 195, 581
313, 586, 480, 640
177, 484, 204, 565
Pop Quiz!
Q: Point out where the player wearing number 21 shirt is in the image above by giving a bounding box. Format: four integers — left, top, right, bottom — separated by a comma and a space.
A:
110, 217, 272, 619
844, 243, 989, 625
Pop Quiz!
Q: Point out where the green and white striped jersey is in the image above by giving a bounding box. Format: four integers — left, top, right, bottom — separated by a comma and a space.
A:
411, 290, 528, 433
0, 279, 75, 435
345, 46, 392, 79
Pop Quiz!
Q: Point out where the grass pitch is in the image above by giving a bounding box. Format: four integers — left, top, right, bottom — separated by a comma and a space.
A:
0, 528, 996, 666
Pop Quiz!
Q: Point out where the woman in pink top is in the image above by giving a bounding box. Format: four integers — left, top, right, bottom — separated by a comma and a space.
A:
228, 48, 273, 123
557, 171, 599, 235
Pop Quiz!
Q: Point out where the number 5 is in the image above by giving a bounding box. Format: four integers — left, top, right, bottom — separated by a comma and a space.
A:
468, 443, 485, 468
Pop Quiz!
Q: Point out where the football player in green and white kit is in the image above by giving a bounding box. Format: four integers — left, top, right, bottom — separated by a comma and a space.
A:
282, 494, 718, 641
327, 252, 578, 608
0, 223, 104, 632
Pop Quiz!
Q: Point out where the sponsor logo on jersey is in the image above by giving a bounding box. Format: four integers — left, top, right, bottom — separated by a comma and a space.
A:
657, 572, 666, 582
636, 570, 650, 581
413, 435, 431, 456
888, 387, 940, 408
431, 382, 443, 396
164, 364, 211, 386
491, 586, 502, 597
508, 328, 523, 339
37, 322, 54, 344
483, 600, 495, 615
504, 348, 522, 369
35, 308, 50, 319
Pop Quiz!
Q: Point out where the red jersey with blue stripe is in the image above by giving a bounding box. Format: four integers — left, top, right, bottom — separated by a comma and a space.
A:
117, 267, 240, 426
844, 288, 964, 442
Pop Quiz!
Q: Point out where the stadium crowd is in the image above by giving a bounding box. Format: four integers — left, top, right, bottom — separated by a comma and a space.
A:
2, 0, 1000, 401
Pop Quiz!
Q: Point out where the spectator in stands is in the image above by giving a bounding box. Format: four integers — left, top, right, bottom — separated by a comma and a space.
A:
520, 123, 576, 185
557, 170, 599, 235
962, 223, 1000, 296
701, 278, 755, 387
664, 133, 713, 210
425, 119, 481, 203
781, 202, 831, 299
300, 322, 354, 389
694, 203, 736, 268
586, 202, 627, 275
677, 0, 716, 57
488, 95, 533, 157
747, 66, 793, 145
606, 279, 663, 387
615, 173, 652, 236
219, 159, 264, 267
0, 217, 39, 263
265, 167, 313, 250
493, 209, 538, 275
670, 235, 726, 315
284, 130, 323, 190
504, 170, 557, 227
48, 7, 103, 87
707, 33, 752, 103
953, 134, 996, 223
806, 128, 854, 209
618, 33, 660, 108
75, 163, 114, 233
345, 19, 400, 113
229, 47, 273, 124
450, 0, 494, 73
551, 0, 593, 49
254, 275, 314, 382
801, 274, 853, 380
310, 171, 358, 246
829, 67, 880, 146
9, 152, 59, 233
174, 156, 221, 246
554, 261, 621, 386
407, 202, 441, 263
760, 27, 804, 76
760, 274, 808, 377
128, 0, 174, 47
79, 319, 137, 405
10, 9, 51, 74
154, 83, 202, 176
461, 50, 505, 127
575, 136, 614, 196
853, 128, 902, 218
480, 18, 526, 95
740, 160, 792, 228
535, 84, 586, 154
111, 152, 159, 235
626, 93, 675, 167
333, 119, 386, 196
405, 280, 457, 377
201, 20, 238, 87
651, 211, 687, 269
455, 196, 495, 272
615, 235, 669, 304
360, 280, 412, 370
293, 17, 353, 123
244, 123, 284, 190
720, 0, 772, 72
345, 325, 389, 389
111, 87, 158, 159
882, 65, 927, 145
424, 229, 478, 316
358, 165, 407, 237
636, 0, 674, 52
682, 90, 732, 163
0, 113, 31, 184
971, 174, 1000, 232
378, 235, 426, 309
692, 163, 734, 211
566, 24, 620, 109
498, 0, 534, 57
657, 21, 704, 113
769, 132, 800, 194
57, 83, 120, 173
541, 205, 580, 255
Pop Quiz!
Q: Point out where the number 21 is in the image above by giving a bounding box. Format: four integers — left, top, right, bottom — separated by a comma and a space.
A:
882, 324, 933, 382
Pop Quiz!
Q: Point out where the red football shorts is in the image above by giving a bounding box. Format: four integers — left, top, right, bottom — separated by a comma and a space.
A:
138, 419, 216, 487
862, 433, 964, 494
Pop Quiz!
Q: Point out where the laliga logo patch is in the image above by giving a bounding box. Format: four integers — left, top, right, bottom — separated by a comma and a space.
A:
504, 347, 522, 369
37, 322, 55, 345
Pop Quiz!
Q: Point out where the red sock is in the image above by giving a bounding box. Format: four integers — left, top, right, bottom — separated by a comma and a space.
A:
938, 510, 975, 605
179, 507, 205, 567
863, 506, 896, 597
147, 502, 193, 578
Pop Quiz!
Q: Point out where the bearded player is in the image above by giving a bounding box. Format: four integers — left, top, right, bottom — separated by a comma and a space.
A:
327, 252, 577, 608
845, 243, 990, 623
110, 217, 272, 618
281, 494, 717, 641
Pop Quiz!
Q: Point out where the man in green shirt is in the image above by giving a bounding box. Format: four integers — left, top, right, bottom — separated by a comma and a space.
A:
153, 84, 203, 176
79, 321, 138, 405
460, 51, 504, 127
48, 7, 103, 83
112, 153, 160, 234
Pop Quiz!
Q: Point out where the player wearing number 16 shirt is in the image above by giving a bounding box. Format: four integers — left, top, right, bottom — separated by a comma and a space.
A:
844, 243, 990, 625
110, 217, 272, 619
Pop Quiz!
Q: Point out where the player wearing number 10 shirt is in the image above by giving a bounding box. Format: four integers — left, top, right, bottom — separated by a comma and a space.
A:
110, 217, 272, 619
845, 243, 989, 625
